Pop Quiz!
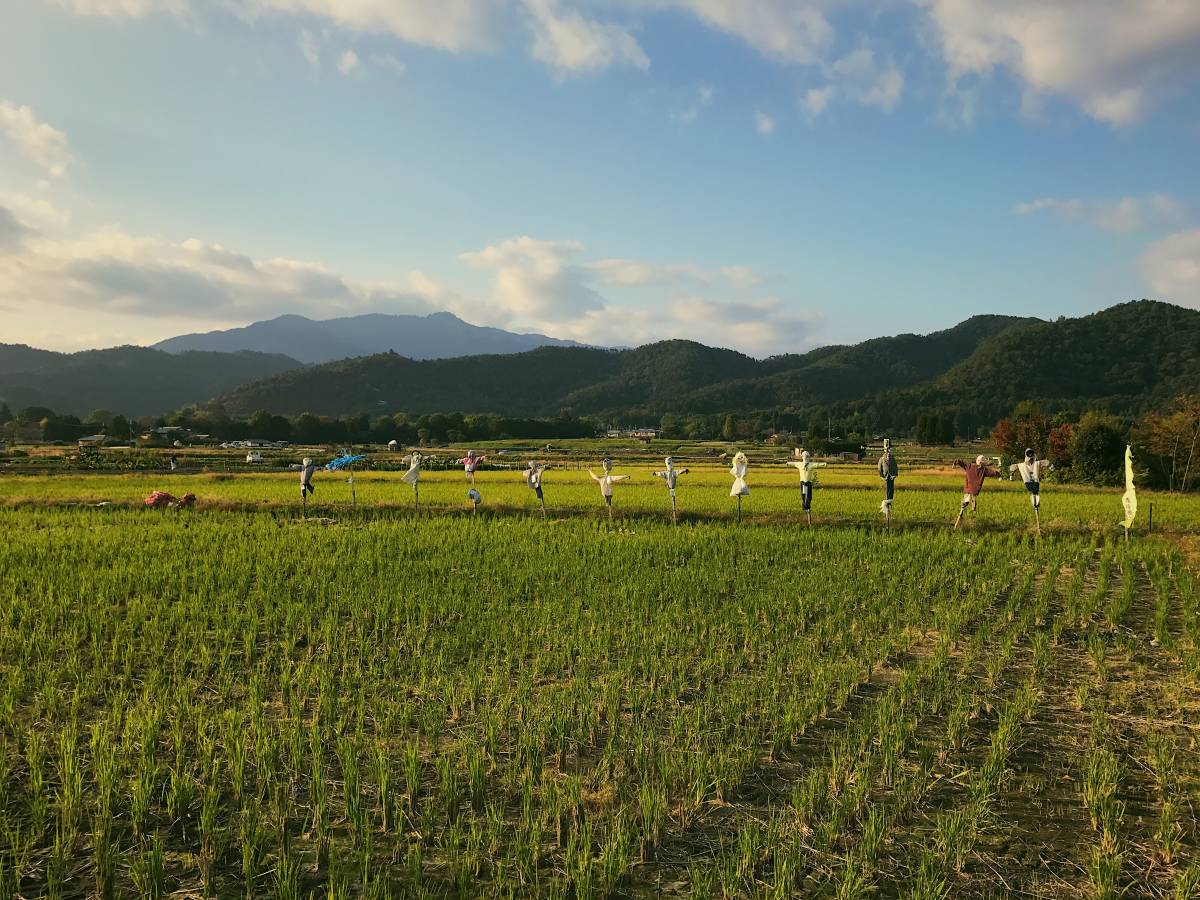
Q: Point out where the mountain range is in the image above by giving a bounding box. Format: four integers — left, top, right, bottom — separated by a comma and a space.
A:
4, 301, 1194, 428
0, 346, 300, 418
152, 311, 582, 363
214, 300, 1199, 428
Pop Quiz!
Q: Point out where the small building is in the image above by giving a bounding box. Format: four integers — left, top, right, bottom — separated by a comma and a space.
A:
78, 434, 108, 447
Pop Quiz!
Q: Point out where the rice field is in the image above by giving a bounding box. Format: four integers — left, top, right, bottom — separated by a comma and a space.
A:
2, 463, 1197, 534
1, 466, 1199, 897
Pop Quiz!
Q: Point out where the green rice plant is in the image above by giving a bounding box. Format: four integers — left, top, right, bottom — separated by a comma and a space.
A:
1086, 845, 1123, 899
1081, 749, 1123, 833
934, 808, 974, 873
1176, 862, 1200, 900
903, 850, 950, 900
130, 832, 166, 900
1156, 798, 1181, 866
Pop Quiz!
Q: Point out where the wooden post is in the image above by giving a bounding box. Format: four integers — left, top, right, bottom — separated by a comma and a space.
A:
1149, 503, 1153, 533
736, 495, 742, 523
670, 492, 677, 525
414, 483, 420, 512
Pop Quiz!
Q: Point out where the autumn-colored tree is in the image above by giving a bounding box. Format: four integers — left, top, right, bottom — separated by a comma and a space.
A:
991, 405, 1053, 461
1135, 395, 1200, 491
1048, 423, 1076, 468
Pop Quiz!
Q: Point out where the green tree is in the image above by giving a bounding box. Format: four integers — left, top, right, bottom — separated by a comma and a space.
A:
293, 413, 323, 444
1070, 412, 1126, 486
721, 414, 736, 442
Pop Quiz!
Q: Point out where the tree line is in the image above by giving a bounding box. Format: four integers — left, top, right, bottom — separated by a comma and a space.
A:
4, 395, 1196, 492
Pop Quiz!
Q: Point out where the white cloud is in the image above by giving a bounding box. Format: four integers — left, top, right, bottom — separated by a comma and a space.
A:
670, 84, 714, 124
720, 265, 762, 288
524, 0, 649, 76
336, 49, 360, 74
0, 101, 71, 177
50, 0, 190, 15
459, 236, 604, 320
629, 0, 834, 66
0, 224, 449, 321
458, 236, 812, 353
0, 192, 71, 230
801, 85, 834, 117
369, 52, 406, 74
805, 48, 904, 117
55, 0, 496, 53
919, 0, 1200, 126
0, 206, 33, 254
297, 29, 321, 67
754, 110, 776, 135
1142, 229, 1200, 309
1015, 194, 1187, 233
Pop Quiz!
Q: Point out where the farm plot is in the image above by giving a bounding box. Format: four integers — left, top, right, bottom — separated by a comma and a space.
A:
0, 507, 1198, 897
3, 466, 1198, 534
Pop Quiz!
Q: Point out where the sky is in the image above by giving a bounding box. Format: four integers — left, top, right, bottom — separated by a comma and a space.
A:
1, 1, 1199, 357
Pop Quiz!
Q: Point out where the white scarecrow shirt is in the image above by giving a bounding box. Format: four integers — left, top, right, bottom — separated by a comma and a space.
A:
300, 457, 317, 496
526, 462, 547, 491
589, 459, 630, 498
653, 457, 688, 495
729, 452, 750, 497
400, 452, 422, 486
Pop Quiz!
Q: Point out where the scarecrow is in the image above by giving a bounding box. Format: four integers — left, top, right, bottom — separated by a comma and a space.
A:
300, 457, 318, 513
526, 460, 549, 517
952, 455, 1001, 530
653, 456, 689, 523
787, 449, 826, 526
401, 451, 423, 510
588, 457, 630, 521
729, 452, 749, 521
878, 439, 898, 525
1016, 448, 1051, 534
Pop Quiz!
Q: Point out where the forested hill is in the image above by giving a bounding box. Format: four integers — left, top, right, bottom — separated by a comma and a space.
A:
216, 312, 1035, 418
838, 299, 1200, 430
0, 346, 302, 417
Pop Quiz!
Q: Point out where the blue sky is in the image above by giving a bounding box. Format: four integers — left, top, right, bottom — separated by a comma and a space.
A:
1, 1, 1199, 355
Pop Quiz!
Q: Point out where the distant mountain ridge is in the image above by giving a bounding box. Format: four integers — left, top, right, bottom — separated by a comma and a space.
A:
214, 311, 1039, 418
0, 346, 301, 417
153, 311, 584, 363
213, 301, 1199, 428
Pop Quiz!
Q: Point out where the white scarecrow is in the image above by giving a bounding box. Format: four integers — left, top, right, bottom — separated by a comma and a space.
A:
787, 448, 827, 526
300, 457, 318, 512
526, 460, 548, 517
467, 486, 482, 514
653, 456, 689, 523
729, 452, 749, 521
1016, 447, 1051, 533
588, 457, 630, 520
400, 450, 423, 509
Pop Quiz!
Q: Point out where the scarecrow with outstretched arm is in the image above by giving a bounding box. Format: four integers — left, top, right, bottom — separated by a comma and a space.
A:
400, 451, 423, 510
653, 456, 689, 523
878, 439, 898, 525
588, 457, 630, 521
952, 454, 1001, 530
458, 450, 486, 485
787, 449, 826, 526
1015, 448, 1051, 534
526, 460, 548, 517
